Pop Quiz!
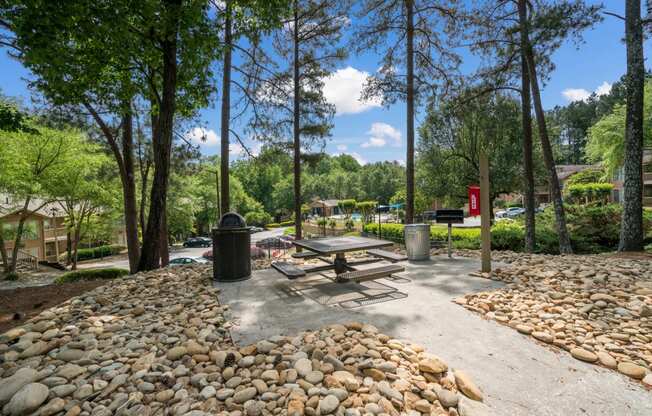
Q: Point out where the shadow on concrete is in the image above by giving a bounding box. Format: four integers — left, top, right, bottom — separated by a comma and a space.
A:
215, 255, 652, 416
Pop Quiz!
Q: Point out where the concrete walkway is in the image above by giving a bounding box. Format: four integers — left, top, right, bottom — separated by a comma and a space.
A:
216, 256, 652, 416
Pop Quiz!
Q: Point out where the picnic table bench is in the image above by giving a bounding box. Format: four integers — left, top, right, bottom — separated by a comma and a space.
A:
366, 249, 407, 262
336, 264, 405, 283
272, 236, 407, 283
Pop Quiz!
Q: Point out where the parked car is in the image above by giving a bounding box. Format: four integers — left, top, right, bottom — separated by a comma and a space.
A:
503, 207, 525, 218
169, 257, 208, 266
182, 237, 211, 248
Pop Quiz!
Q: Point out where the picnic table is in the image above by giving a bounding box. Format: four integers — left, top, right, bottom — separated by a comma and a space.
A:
272, 236, 405, 284
293, 236, 393, 274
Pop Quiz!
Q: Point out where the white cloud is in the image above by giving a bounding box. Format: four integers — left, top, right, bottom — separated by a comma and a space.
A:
186, 127, 218, 147
562, 88, 591, 102
361, 137, 386, 148
336, 144, 348, 151
349, 152, 367, 165
323, 67, 382, 115
361, 122, 401, 148
595, 81, 612, 96
562, 81, 613, 102
229, 142, 245, 156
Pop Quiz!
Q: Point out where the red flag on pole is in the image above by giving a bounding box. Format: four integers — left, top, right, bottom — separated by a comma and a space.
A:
468, 185, 480, 216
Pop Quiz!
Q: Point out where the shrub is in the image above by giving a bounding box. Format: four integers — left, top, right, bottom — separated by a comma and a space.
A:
491, 221, 524, 251
565, 183, 613, 205
345, 219, 354, 231
363, 204, 652, 254
61, 245, 125, 262
328, 219, 337, 230
279, 220, 294, 227
244, 211, 272, 227
265, 223, 280, 228
566, 168, 606, 186
283, 227, 295, 236
55, 268, 129, 284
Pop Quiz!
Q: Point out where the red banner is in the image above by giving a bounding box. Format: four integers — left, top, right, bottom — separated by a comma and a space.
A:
468, 186, 480, 216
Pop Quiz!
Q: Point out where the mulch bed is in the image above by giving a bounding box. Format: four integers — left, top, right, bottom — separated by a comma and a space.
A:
0, 280, 108, 333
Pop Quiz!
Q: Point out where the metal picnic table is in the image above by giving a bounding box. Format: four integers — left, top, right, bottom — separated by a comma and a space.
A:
293, 236, 394, 275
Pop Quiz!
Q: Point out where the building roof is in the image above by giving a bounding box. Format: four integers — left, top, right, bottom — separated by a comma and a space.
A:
0, 194, 65, 219
309, 199, 340, 208
555, 165, 597, 182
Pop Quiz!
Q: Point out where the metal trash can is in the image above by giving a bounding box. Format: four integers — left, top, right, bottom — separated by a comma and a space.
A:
212, 212, 251, 282
404, 223, 430, 261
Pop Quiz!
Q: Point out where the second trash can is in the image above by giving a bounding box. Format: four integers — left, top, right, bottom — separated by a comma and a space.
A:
212, 212, 251, 282
404, 223, 430, 261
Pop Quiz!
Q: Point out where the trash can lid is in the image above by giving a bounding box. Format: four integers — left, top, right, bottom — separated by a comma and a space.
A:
404, 223, 430, 228
219, 212, 247, 228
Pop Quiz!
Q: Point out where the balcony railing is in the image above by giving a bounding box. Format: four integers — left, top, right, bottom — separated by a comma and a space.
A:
644, 172, 652, 182
43, 227, 67, 240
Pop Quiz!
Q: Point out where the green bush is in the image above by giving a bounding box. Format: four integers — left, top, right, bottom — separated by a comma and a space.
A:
55, 268, 129, 284
279, 220, 294, 227
244, 211, 272, 227
284, 226, 295, 236
265, 223, 280, 228
61, 245, 125, 262
363, 204, 652, 254
566, 183, 613, 205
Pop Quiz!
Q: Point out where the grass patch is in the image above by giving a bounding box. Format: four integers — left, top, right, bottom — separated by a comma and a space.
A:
55, 268, 129, 284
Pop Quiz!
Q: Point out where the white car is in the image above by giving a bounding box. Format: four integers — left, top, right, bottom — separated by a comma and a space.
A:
169, 257, 209, 266
504, 207, 525, 218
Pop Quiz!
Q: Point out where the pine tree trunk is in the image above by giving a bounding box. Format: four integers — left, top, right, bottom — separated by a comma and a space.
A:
139, 162, 149, 236
405, 0, 415, 225
160, 208, 169, 266
138, 0, 179, 271
520, 44, 535, 253
0, 224, 9, 274
84, 101, 141, 274
71, 225, 81, 271
519, 0, 572, 254
220, 0, 232, 215
121, 108, 141, 273
292, 1, 302, 242
620, 0, 645, 251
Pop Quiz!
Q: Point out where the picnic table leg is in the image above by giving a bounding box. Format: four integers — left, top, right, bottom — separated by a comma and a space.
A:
334, 252, 348, 275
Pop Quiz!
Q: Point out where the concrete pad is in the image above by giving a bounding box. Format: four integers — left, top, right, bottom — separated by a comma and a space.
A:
217, 256, 652, 416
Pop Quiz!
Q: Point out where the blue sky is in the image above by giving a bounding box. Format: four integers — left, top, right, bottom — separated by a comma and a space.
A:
1, 0, 649, 165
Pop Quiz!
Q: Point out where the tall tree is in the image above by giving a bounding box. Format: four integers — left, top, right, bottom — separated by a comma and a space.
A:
467, 0, 601, 253
355, 0, 460, 224
619, 0, 646, 251
213, 0, 290, 216
518, 0, 574, 253
220, 0, 233, 215
251, 0, 349, 240
520, 52, 536, 252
